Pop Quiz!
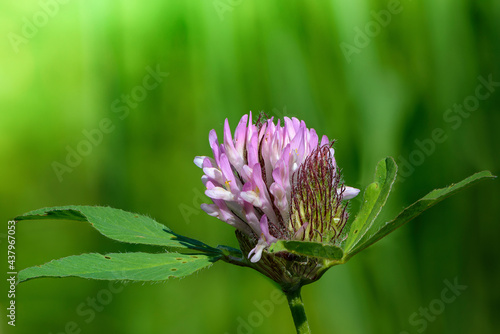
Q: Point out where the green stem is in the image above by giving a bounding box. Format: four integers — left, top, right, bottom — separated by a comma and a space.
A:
285, 286, 311, 334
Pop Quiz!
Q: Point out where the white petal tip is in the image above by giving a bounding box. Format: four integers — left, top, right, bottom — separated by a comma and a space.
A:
194, 156, 206, 168
248, 244, 265, 263
205, 187, 235, 201
342, 187, 360, 200
240, 190, 262, 207
250, 253, 262, 263
200, 203, 219, 217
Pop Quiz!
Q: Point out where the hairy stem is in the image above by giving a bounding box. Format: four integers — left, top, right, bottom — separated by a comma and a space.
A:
285, 286, 311, 334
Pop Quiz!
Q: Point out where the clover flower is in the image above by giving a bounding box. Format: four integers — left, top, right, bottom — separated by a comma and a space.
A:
16, 111, 494, 334
195, 113, 359, 265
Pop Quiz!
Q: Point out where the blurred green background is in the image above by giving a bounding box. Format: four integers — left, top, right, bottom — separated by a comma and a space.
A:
1, 0, 499, 333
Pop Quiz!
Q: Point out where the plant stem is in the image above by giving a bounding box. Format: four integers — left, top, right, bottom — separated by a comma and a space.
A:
285, 286, 311, 334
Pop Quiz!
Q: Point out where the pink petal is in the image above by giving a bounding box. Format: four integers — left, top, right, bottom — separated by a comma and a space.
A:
202, 167, 224, 185
209, 129, 221, 166
320, 135, 330, 146
259, 215, 277, 244
240, 190, 262, 207
234, 114, 249, 157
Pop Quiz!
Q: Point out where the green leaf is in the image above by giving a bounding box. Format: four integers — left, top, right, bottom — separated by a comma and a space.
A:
15, 206, 217, 253
346, 170, 496, 259
343, 157, 397, 254
268, 240, 344, 261
18, 252, 222, 283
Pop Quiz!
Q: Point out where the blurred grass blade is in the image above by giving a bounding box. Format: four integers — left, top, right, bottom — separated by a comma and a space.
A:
18, 252, 222, 283
343, 157, 397, 254
268, 240, 344, 261
15, 206, 218, 253
346, 170, 496, 259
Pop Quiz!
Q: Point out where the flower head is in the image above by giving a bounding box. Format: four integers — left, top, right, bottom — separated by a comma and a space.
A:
195, 113, 359, 285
